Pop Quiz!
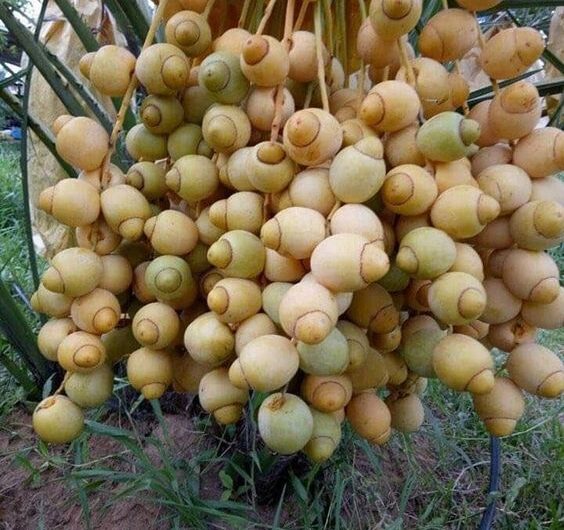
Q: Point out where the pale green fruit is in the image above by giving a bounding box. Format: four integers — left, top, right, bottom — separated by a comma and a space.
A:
297, 328, 350, 376
303, 409, 342, 463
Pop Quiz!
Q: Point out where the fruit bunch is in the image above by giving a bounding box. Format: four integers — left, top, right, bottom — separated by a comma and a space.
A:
31, 0, 563, 462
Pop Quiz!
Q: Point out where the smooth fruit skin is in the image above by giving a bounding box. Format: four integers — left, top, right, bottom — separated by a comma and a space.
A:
386, 394, 425, 433
346, 284, 399, 334
172, 353, 213, 393
382, 165, 438, 216
135, 43, 189, 95
127, 347, 173, 399
337, 320, 370, 371
258, 393, 314, 454
88, 45, 136, 96
432, 334, 494, 394
64, 363, 114, 408
509, 200, 564, 251
234, 313, 278, 355
369, 0, 422, 41
477, 164, 532, 215
37, 318, 78, 362
144, 210, 199, 256
39, 179, 100, 227
208, 278, 262, 324
303, 409, 342, 463
512, 127, 564, 179
301, 374, 353, 412
55, 117, 109, 171
346, 392, 392, 445
521, 287, 564, 330
506, 344, 564, 399
70, 288, 121, 335
132, 302, 180, 350
57, 331, 107, 373
184, 312, 234, 367
346, 348, 389, 392
399, 327, 445, 378
472, 377, 525, 437
297, 328, 350, 376
199, 368, 249, 424
100, 185, 152, 241
33, 395, 84, 444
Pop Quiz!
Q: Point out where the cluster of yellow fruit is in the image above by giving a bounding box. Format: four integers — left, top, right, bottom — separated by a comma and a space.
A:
31, 0, 563, 462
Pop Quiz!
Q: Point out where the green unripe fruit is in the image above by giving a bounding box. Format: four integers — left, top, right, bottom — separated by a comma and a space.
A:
166, 154, 219, 203
32, 395, 84, 444
416, 112, 480, 162
346, 392, 391, 445
141, 95, 183, 134
279, 281, 339, 345
238, 335, 299, 391
37, 318, 78, 362
506, 343, 564, 399
297, 328, 350, 376
428, 272, 487, 325
207, 230, 266, 278
346, 348, 389, 392
258, 393, 314, 455
396, 227, 456, 280
208, 278, 262, 323
167, 123, 211, 161
182, 85, 215, 124
184, 312, 234, 366
432, 334, 494, 394
301, 374, 353, 412
135, 43, 189, 95
311, 234, 390, 292
125, 124, 168, 162
386, 394, 425, 433
199, 52, 249, 104
303, 409, 342, 463
329, 137, 386, 203
199, 368, 249, 424
64, 363, 114, 408
58, 331, 106, 373
399, 328, 445, 378
127, 347, 173, 399
41, 247, 103, 297
145, 255, 195, 303
378, 263, 410, 292
472, 377, 525, 437
132, 302, 180, 350
261, 282, 293, 325
144, 210, 199, 256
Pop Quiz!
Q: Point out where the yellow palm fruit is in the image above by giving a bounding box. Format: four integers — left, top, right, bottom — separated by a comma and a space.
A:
454, 320, 490, 341
369, 0, 422, 40
383, 164, 438, 215
58, 331, 106, 373
385, 124, 426, 167
218, 147, 253, 190
395, 213, 430, 241
246, 141, 296, 193
41, 247, 103, 297
467, 100, 501, 148
430, 185, 500, 239
433, 334, 494, 394
330, 204, 385, 248
207, 230, 266, 278
347, 348, 389, 392
196, 206, 225, 246
428, 272, 487, 325
184, 312, 234, 366
144, 210, 199, 256
512, 127, 564, 179
246, 86, 295, 131
264, 249, 306, 283
448, 243, 484, 281
38, 178, 100, 227
360, 81, 420, 133
337, 320, 370, 371
487, 317, 536, 352
202, 104, 251, 154
209, 191, 264, 234
357, 18, 400, 67
145, 255, 195, 302
127, 347, 173, 399
32, 395, 84, 444
507, 343, 564, 399
471, 216, 513, 249
481, 277, 522, 325
213, 27, 251, 55
100, 185, 152, 241
31, 284, 73, 318
387, 394, 425, 433
419, 9, 478, 62
207, 278, 262, 324
240, 35, 289, 87
329, 137, 385, 203
382, 350, 408, 385
261, 207, 326, 260
64, 363, 114, 408
238, 335, 299, 391
434, 159, 478, 193
502, 249, 560, 304
311, 234, 389, 292
521, 287, 564, 330
199, 368, 249, 424
530, 176, 564, 206
303, 409, 342, 463
98, 255, 133, 295
509, 200, 564, 251
234, 313, 277, 356
172, 353, 213, 393
283, 108, 342, 166
471, 144, 513, 177
135, 43, 189, 95
279, 280, 339, 345
401, 314, 440, 339
488, 82, 541, 140
71, 288, 121, 335
166, 154, 219, 203
286, 168, 336, 216
346, 392, 391, 445
288, 31, 329, 83
483, 248, 511, 278
133, 261, 157, 303
132, 302, 180, 350
297, 328, 350, 376
165, 10, 211, 56
301, 374, 353, 412
258, 393, 314, 454
76, 218, 122, 256
341, 118, 378, 147
78, 164, 126, 192
347, 284, 399, 334
37, 318, 78, 362
396, 227, 456, 280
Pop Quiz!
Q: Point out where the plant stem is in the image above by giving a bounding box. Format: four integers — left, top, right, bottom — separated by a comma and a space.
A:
256, 0, 278, 35
238, 0, 253, 28
294, 0, 311, 31
203, 0, 217, 19
314, 1, 329, 112
398, 36, 416, 87
475, 14, 500, 95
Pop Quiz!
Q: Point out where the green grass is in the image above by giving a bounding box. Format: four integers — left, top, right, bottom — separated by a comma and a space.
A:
0, 142, 562, 528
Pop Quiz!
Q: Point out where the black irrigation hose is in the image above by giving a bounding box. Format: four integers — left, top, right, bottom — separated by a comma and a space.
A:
479, 436, 502, 530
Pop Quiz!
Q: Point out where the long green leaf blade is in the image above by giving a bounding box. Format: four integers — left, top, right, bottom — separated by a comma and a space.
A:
51, 0, 99, 52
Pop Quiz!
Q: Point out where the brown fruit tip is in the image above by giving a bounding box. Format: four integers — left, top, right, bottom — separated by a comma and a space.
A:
78, 53, 95, 79
93, 307, 119, 334
538, 371, 564, 398
534, 201, 564, 239
141, 104, 162, 127
484, 418, 517, 437
396, 246, 419, 275
242, 35, 269, 65
154, 267, 182, 293
74, 344, 103, 368
135, 318, 159, 345
41, 267, 64, 294
467, 369, 495, 395
175, 20, 200, 46
458, 288, 486, 320
286, 111, 320, 147
144, 217, 157, 239
119, 218, 145, 241
294, 311, 333, 344
257, 142, 286, 164
208, 286, 229, 315
165, 168, 181, 192
207, 239, 233, 269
